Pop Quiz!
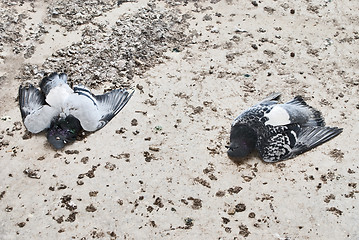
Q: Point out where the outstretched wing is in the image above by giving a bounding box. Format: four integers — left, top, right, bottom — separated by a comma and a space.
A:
94, 88, 134, 130
19, 85, 59, 133
290, 126, 342, 156
258, 124, 342, 163
19, 84, 45, 120
71, 86, 133, 131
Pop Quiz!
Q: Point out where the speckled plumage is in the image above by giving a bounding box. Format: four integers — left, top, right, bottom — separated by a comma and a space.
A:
228, 93, 342, 162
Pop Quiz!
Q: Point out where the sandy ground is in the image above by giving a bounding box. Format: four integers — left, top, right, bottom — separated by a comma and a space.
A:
0, 0, 358, 239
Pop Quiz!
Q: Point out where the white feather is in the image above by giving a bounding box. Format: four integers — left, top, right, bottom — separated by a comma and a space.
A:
45, 84, 73, 108
291, 130, 297, 141
65, 94, 101, 131
24, 105, 60, 133
264, 105, 290, 126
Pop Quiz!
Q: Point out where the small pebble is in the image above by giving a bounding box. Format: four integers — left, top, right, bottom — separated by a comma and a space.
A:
131, 119, 138, 126
251, 44, 258, 50
227, 207, 236, 215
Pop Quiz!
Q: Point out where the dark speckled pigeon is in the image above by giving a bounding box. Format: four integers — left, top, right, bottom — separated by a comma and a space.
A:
227, 93, 342, 162
19, 72, 134, 149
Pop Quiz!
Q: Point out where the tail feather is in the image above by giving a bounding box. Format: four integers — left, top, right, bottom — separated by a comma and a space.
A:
291, 126, 343, 157
40, 72, 68, 96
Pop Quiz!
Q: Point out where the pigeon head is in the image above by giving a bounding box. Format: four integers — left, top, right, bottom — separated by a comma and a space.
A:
227, 124, 257, 159
47, 115, 82, 149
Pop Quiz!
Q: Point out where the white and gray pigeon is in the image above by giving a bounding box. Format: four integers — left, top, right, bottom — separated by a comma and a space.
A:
19, 72, 134, 149
227, 93, 342, 162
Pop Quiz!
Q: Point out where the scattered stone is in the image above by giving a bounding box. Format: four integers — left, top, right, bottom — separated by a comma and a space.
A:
65, 150, 79, 155
23, 168, 41, 179
144, 151, 155, 162
187, 197, 202, 210
326, 207, 342, 216
0, 191, 5, 200
194, 177, 211, 188
222, 217, 230, 224
227, 207, 236, 215
66, 212, 78, 222
153, 197, 164, 208
115, 127, 127, 134
57, 184, 67, 190
248, 212, 256, 218
184, 217, 194, 228
324, 194, 335, 203
104, 162, 116, 171
228, 186, 243, 194
235, 203, 246, 212
147, 206, 154, 212
17, 222, 26, 228
329, 149, 344, 161
239, 224, 250, 237
5, 206, 13, 212
81, 156, 89, 164
131, 119, 138, 126
149, 146, 160, 152
89, 191, 98, 197
86, 204, 97, 212
263, 6, 275, 14
61, 195, 77, 211
203, 14, 212, 21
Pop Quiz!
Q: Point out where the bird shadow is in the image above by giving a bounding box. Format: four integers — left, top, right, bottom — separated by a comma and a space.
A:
228, 151, 260, 165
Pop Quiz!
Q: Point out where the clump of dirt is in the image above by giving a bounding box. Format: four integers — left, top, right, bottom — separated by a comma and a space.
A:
19, 3, 192, 90
46, 0, 118, 30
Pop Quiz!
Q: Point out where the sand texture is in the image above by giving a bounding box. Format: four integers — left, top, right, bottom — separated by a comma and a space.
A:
0, 0, 358, 239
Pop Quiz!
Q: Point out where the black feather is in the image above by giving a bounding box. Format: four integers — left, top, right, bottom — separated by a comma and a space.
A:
18, 84, 45, 120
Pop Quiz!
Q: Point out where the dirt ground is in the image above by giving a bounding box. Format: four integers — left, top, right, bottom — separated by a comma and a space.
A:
0, 0, 358, 239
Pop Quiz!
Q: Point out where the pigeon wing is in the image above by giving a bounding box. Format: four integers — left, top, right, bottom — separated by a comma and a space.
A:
19, 84, 45, 120
282, 96, 325, 127
257, 124, 300, 162
258, 124, 342, 162
19, 85, 59, 133
289, 126, 343, 157
94, 88, 134, 130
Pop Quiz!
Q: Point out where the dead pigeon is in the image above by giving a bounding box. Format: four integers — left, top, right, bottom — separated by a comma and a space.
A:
227, 93, 342, 162
19, 72, 134, 149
